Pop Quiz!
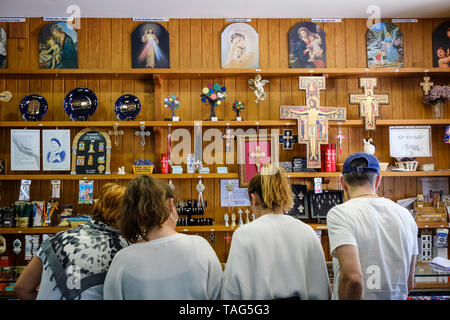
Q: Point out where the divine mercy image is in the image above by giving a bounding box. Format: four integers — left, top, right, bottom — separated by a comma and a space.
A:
132, 22, 170, 68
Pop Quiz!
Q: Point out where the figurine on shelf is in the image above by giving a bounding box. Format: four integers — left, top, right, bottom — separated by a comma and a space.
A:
244, 208, 250, 224
118, 166, 125, 174
248, 74, 269, 104
200, 83, 227, 121
224, 212, 229, 227
231, 212, 236, 228
238, 208, 244, 226
363, 138, 376, 155
417, 194, 424, 208
164, 94, 180, 121
232, 100, 246, 121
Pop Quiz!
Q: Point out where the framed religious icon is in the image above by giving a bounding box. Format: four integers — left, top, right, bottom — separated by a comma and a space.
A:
0, 27, 7, 68
236, 132, 279, 188
432, 20, 450, 68
366, 22, 403, 68
221, 23, 259, 68
289, 22, 326, 68
43, 130, 71, 171
71, 128, 111, 175
132, 22, 170, 68
39, 22, 78, 69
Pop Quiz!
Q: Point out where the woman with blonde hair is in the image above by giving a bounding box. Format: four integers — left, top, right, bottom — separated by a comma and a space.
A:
221, 164, 331, 300
104, 175, 222, 300
14, 183, 128, 300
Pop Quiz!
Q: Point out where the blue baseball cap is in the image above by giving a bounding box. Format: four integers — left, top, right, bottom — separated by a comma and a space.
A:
342, 152, 380, 175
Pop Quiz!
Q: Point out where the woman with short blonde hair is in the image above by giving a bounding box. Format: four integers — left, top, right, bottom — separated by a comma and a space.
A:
221, 164, 331, 300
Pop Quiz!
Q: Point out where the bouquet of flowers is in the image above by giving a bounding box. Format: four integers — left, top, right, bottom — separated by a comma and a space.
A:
422, 85, 450, 105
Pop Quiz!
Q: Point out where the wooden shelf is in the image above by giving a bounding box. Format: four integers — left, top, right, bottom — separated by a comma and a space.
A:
416, 222, 450, 229
2, 170, 450, 181
1, 67, 449, 79
0, 223, 328, 234
1, 119, 449, 128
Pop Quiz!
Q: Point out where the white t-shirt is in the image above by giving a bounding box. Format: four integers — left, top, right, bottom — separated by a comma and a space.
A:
327, 197, 418, 300
221, 214, 331, 300
103, 233, 223, 300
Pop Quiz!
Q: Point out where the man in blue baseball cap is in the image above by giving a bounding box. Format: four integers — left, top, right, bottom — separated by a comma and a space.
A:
327, 152, 418, 300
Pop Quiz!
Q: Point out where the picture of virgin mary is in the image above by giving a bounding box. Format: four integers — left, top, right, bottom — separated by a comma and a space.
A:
47, 138, 66, 164
39, 22, 78, 69
289, 22, 326, 68
132, 22, 170, 68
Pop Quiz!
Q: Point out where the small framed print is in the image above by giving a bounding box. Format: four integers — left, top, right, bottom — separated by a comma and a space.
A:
237, 132, 279, 188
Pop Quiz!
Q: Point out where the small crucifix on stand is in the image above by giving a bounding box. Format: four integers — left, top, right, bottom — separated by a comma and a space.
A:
279, 129, 297, 150
349, 78, 389, 131
280, 76, 347, 168
135, 125, 151, 150
420, 76, 434, 96
334, 126, 347, 155
250, 145, 265, 172
108, 123, 124, 148
223, 127, 235, 152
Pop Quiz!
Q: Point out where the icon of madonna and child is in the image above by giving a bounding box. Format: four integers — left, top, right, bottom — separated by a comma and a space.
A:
132, 22, 170, 68
367, 22, 404, 68
289, 22, 326, 68
39, 22, 78, 69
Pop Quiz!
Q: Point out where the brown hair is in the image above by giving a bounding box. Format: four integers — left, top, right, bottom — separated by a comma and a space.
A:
119, 175, 175, 243
248, 164, 293, 214
91, 183, 126, 227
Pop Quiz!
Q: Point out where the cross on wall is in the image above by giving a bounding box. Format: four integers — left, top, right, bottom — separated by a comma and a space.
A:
279, 129, 298, 150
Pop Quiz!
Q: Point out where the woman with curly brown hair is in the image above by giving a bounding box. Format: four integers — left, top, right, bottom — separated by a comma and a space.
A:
104, 175, 222, 300
221, 164, 331, 300
15, 183, 128, 300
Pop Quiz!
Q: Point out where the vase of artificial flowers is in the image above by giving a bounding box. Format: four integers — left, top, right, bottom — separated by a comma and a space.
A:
422, 85, 450, 119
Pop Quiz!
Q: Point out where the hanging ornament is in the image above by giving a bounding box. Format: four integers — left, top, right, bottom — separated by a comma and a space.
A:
168, 179, 175, 192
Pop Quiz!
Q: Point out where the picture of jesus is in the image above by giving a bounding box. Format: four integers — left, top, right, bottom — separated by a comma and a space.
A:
132, 22, 170, 69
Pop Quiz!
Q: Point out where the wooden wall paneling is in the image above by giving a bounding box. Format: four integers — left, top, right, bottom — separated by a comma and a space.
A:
99, 18, 112, 69
212, 19, 223, 69
201, 19, 213, 69
87, 18, 100, 69
345, 19, 358, 68
356, 19, 367, 68
178, 19, 191, 68
4, 77, 17, 121
279, 19, 290, 68
323, 21, 336, 68
223, 76, 235, 121
168, 19, 180, 69
257, 19, 269, 69
190, 19, 202, 68
28, 18, 42, 70
17, 77, 29, 121
269, 76, 280, 121
76, 18, 88, 69
412, 20, 424, 67
111, 18, 123, 69
268, 19, 280, 69
422, 19, 434, 68
121, 19, 135, 71
382, 176, 395, 200
334, 20, 346, 68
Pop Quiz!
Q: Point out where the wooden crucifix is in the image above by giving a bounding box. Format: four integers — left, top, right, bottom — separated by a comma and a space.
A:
280, 76, 347, 168
420, 76, 434, 96
349, 78, 389, 131
250, 145, 265, 172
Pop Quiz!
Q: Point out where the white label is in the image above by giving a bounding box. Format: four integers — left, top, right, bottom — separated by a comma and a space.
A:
314, 177, 322, 194
211, 117, 218, 121
225, 18, 251, 22
311, 18, 342, 23
43, 17, 72, 22
0, 18, 26, 22
21, 179, 32, 185
392, 19, 418, 23
217, 167, 228, 174
172, 116, 180, 121
236, 117, 242, 121
133, 17, 169, 22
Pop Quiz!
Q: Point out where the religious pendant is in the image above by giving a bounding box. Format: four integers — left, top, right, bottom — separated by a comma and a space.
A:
196, 179, 205, 210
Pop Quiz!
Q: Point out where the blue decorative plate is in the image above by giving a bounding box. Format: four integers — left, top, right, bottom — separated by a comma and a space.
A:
19, 94, 48, 121
114, 94, 141, 121
64, 88, 98, 121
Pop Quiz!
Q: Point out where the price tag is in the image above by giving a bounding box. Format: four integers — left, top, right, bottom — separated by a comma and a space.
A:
314, 177, 322, 194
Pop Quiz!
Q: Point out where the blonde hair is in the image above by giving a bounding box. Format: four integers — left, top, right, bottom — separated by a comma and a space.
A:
248, 164, 293, 214
92, 183, 126, 227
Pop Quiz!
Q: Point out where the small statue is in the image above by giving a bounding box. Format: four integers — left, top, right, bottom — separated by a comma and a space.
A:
231, 212, 236, 228
244, 209, 250, 224
248, 74, 270, 104
224, 212, 229, 227
238, 208, 244, 226
118, 166, 125, 175
363, 138, 376, 155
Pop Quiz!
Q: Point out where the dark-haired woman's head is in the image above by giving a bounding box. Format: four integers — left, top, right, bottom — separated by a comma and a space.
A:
119, 175, 176, 243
